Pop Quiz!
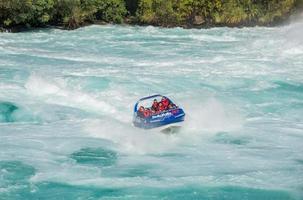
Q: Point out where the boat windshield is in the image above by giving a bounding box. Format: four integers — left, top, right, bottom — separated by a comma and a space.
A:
136, 96, 163, 110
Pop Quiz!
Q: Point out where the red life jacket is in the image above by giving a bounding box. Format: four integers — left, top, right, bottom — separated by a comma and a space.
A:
143, 110, 150, 117
158, 104, 165, 112
162, 99, 169, 109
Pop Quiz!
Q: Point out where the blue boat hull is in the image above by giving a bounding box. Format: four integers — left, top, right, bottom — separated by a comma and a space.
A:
133, 108, 185, 129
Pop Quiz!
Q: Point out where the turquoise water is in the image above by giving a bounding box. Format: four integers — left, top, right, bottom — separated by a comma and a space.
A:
0, 22, 303, 199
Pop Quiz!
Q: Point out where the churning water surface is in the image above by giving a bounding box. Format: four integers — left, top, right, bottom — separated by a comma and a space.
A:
0, 21, 303, 199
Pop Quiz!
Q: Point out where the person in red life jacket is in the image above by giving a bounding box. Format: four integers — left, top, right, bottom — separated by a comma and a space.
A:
138, 106, 145, 118
161, 97, 170, 110
158, 102, 165, 113
151, 99, 159, 112
143, 108, 151, 118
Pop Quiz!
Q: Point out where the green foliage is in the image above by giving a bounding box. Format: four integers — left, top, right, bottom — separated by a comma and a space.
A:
32, 0, 55, 24
52, 0, 84, 29
0, 0, 54, 27
136, 0, 298, 27
0, 0, 126, 29
94, 0, 127, 23
125, 0, 139, 15
0, 0, 300, 30
52, 0, 127, 29
258, 0, 295, 24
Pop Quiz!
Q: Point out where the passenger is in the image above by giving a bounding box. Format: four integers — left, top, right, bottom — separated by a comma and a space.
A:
144, 108, 151, 118
161, 97, 170, 110
138, 106, 145, 118
151, 99, 159, 111
158, 102, 165, 112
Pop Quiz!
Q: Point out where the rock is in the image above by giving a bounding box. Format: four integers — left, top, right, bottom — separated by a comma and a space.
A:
193, 15, 205, 25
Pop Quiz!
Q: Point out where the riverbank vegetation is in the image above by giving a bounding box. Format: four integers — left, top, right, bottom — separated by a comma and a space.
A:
136, 0, 303, 27
0, 0, 302, 31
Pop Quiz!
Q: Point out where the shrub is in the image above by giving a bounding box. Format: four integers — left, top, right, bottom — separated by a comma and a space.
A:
0, 0, 54, 27
94, 0, 127, 23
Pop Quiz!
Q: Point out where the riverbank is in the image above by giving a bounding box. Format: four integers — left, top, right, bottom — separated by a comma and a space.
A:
1, 0, 303, 32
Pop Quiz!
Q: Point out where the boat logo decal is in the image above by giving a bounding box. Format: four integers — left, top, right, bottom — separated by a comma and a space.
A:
152, 112, 172, 119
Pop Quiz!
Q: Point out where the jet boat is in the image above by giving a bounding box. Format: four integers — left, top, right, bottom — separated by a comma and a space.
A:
133, 94, 185, 132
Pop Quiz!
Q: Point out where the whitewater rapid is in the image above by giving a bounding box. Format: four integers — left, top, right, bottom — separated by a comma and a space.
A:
0, 21, 303, 199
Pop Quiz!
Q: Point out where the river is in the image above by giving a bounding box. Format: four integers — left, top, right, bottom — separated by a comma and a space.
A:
0, 22, 303, 199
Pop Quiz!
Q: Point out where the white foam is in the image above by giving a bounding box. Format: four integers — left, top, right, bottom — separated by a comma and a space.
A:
25, 74, 116, 116
182, 98, 244, 133
190, 33, 237, 42
84, 119, 180, 155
